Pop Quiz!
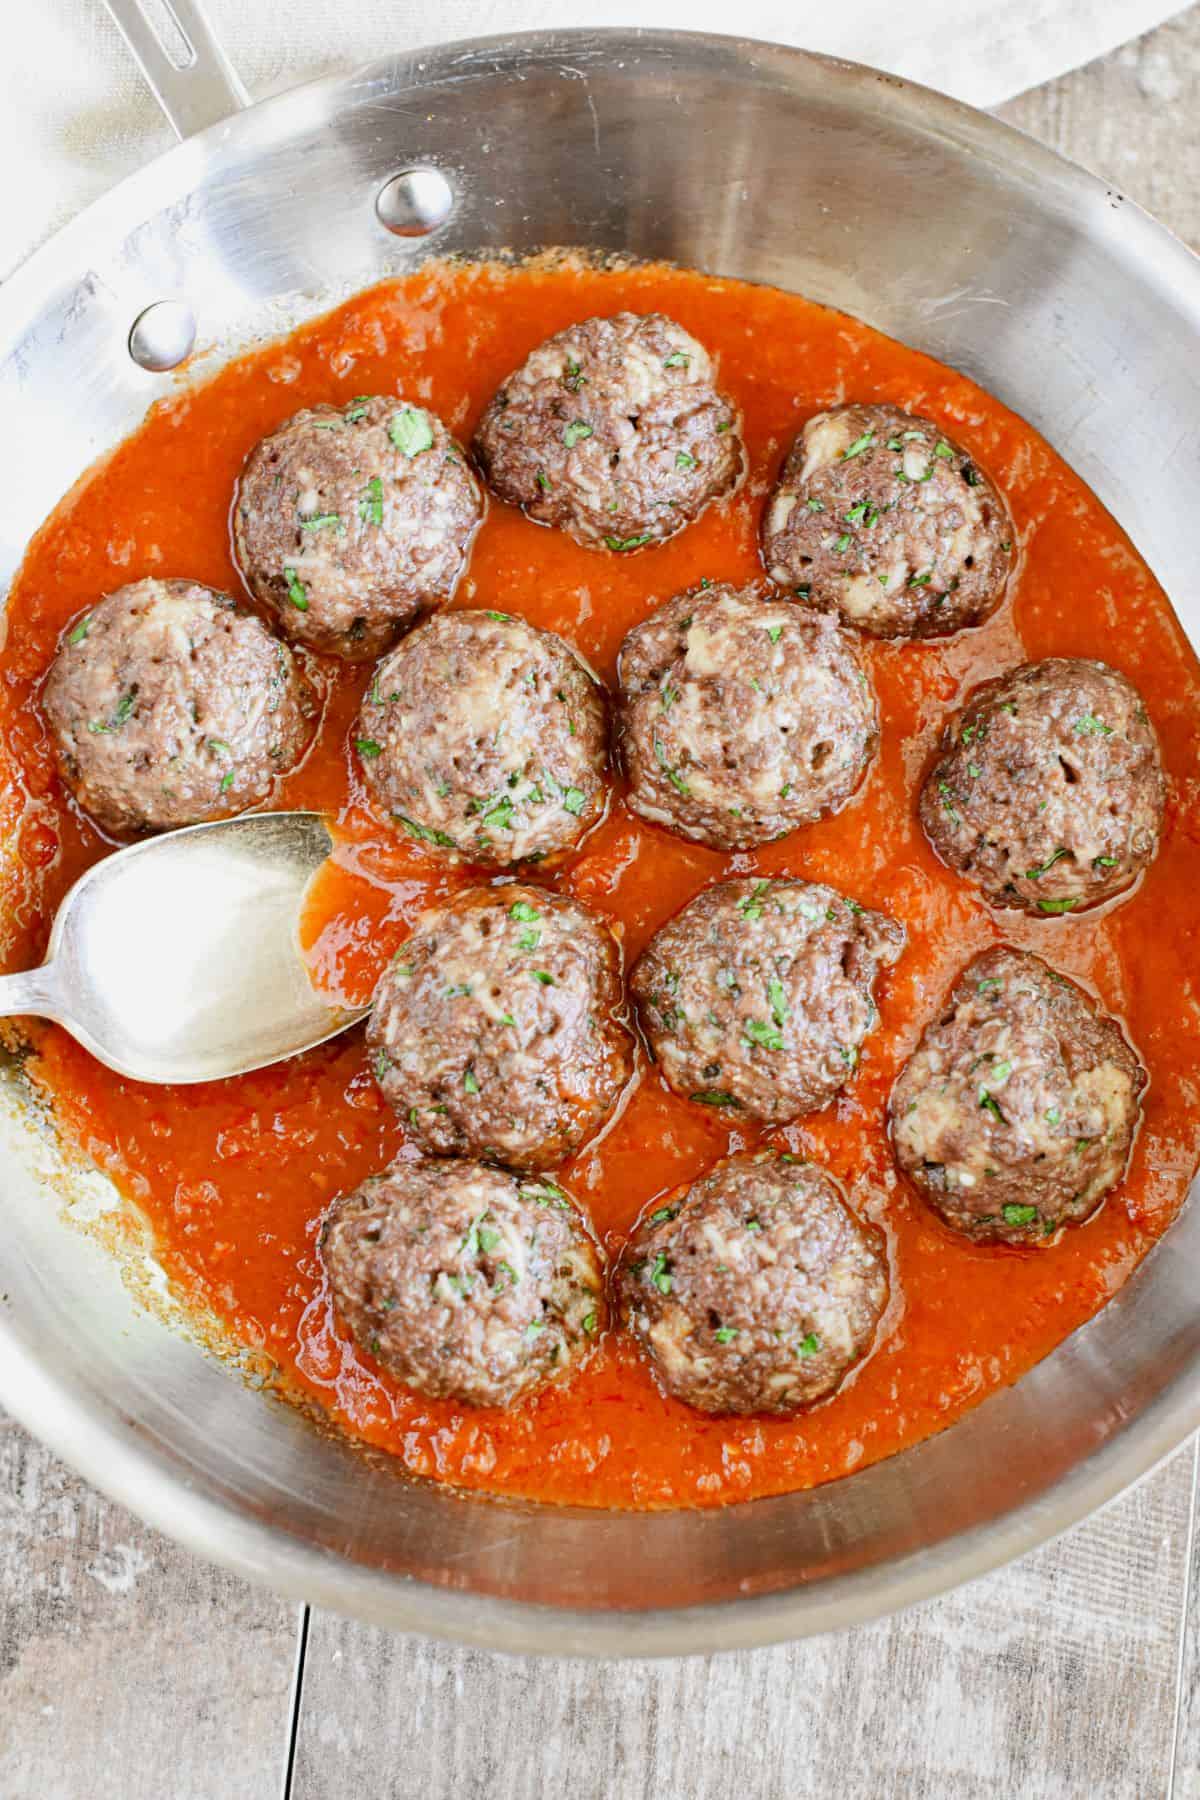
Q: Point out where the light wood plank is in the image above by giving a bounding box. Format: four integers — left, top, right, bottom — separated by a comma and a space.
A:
291, 1453, 1194, 1800
1000, 7, 1200, 251
0, 1410, 300, 1799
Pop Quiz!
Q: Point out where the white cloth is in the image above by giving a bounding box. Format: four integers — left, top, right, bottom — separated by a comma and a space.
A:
0, 0, 1187, 280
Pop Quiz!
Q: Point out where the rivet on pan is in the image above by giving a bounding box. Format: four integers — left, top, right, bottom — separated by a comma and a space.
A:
128, 301, 197, 373
376, 168, 455, 238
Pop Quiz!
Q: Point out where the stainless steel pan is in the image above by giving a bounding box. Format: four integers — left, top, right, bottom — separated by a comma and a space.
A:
2, 3, 1199, 1657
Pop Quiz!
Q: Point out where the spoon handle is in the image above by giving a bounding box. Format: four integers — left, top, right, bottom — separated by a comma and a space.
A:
0, 963, 62, 1023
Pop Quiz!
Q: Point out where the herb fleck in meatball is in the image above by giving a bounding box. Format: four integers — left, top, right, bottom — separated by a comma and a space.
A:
473, 313, 743, 552
619, 1151, 888, 1415
920, 658, 1165, 915
356, 609, 608, 864
320, 1157, 605, 1408
617, 582, 877, 850
41, 578, 316, 836
368, 885, 633, 1171
761, 403, 1013, 638
890, 946, 1145, 1243
632, 877, 904, 1120
233, 397, 483, 660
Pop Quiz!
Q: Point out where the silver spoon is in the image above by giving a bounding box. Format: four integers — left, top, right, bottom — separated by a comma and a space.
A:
0, 812, 367, 1084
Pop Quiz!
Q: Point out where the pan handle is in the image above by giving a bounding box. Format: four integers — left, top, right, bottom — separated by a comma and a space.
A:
102, 0, 249, 139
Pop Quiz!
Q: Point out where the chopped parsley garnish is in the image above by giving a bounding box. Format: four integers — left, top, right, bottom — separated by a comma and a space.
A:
648, 1205, 680, 1226
805, 497, 825, 513
283, 567, 309, 611
521, 1180, 570, 1208
834, 533, 852, 554
531, 970, 555, 985
1037, 896, 1079, 914
395, 814, 455, 847
675, 450, 697, 471
691, 1090, 739, 1107
714, 1327, 738, 1344
662, 351, 690, 368
561, 786, 586, 816
934, 441, 955, 460
937, 780, 960, 824
767, 625, 783, 643
535, 470, 551, 491
743, 1018, 784, 1052
358, 475, 384, 526
908, 568, 933, 587
604, 532, 654, 553
300, 511, 344, 533
563, 420, 593, 448
840, 430, 875, 460
68, 615, 91, 645
979, 1089, 1006, 1122
388, 407, 434, 457
737, 880, 771, 921
649, 1253, 672, 1293
374, 1048, 391, 1082
582, 1310, 598, 1334
220, 770, 236, 794
653, 736, 689, 795
463, 1068, 480, 1094
768, 978, 789, 1027
1046, 1107, 1061, 1125
344, 397, 371, 422
355, 738, 383, 759
1074, 713, 1113, 736
87, 690, 136, 735
1002, 1203, 1039, 1227
563, 359, 586, 391
1093, 854, 1119, 869
509, 900, 540, 923
797, 1333, 821, 1357
1025, 847, 1069, 881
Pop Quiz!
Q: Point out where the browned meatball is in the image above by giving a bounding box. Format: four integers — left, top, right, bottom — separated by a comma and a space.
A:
367, 885, 633, 1171
41, 578, 316, 836
632, 877, 905, 1120
617, 582, 877, 851
920, 659, 1165, 915
233, 397, 483, 660
356, 609, 608, 864
761, 403, 1013, 638
320, 1157, 606, 1407
619, 1151, 888, 1415
890, 946, 1145, 1244
473, 313, 743, 552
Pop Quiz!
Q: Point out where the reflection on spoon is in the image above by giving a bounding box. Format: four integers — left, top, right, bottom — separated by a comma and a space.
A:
0, 812, 367, 1085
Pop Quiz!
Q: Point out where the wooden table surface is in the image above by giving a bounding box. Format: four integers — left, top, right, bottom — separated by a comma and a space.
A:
5, 12, 1200, 1795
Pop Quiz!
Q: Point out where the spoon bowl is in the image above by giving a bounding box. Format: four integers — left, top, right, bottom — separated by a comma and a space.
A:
0, 812, 364, 1084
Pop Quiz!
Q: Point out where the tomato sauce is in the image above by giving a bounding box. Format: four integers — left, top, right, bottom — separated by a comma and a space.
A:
3, 258, 1200, 1510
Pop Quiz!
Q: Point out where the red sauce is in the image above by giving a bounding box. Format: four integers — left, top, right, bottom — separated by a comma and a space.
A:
3, 259, 1200, 1510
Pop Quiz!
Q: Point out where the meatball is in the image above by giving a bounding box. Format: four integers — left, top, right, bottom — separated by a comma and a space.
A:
617, 582, 877, 850
632, 878, 904, 1120
41, 578, 315, 836
368, 885, 633, 1170
920, 658, 1165, 915
233, 397, 483, 660
320, 1157, 605, 1408
356, 609, 608, 864
890, 946, 1145, 1244
619, 1151, 888, 1415
761, 403, 1013, 638
473, 313, 743, 552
